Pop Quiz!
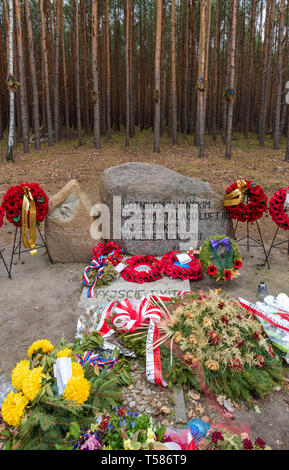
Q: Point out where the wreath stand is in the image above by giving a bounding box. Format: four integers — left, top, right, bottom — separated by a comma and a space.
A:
9, 225, 53, 278
264, 207, 289, 269
0, 248, 11, 278
232, 194, 269, 269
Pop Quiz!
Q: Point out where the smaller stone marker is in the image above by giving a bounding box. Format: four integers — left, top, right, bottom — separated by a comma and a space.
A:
45, 180, 102, 263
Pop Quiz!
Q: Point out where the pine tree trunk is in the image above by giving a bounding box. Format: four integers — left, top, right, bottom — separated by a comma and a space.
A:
54, 0, 61, 142
105, 0, 111, 140
198, 0, 207, 158
40, 0, 53, 146
6, 0, 14, 162
15, 0, 29, 153
273, 0, 285, 150
244, 0, 256, 139
212, 0, 220, 142
60, 0, 70, 139
24, 0, 40, 150
125, 0, 130, 147
153, 0, 162, 153
225, 0, 238, 159
91, 0, 101, 149
170, 0, 177, 145
80, 0, 90, 136
75, 0, 82, 146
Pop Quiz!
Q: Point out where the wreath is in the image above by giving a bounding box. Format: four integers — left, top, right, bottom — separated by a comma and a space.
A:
196, 77, 208, 92
0, 206, 5, 228
2, 183, 49, 227
223, 88, 236, 102
269, 187, 289, 231
92, 241, 124, 266
200, 236, 242, 282
160, 251, 203, 281
121, 255, 163, 284
224, 180, 268, 223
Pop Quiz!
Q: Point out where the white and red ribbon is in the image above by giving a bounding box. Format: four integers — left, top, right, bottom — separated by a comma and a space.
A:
239, 298, 289, 333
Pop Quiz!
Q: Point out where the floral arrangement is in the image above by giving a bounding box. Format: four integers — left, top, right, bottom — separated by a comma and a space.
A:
2, 183, 49, 227
160, 251, 203, 281
224, 180, 268, 223
0, 206, 5, 228
73, 407, 166, 451
92, 241, 123, 266
200, 236, 242, 282
121, 255, 163, 283
269, 187, 289, 231
0, 335, 130, 450
223, 88, 236, 102
200, 428, 270, 451
151, 291, 283, 405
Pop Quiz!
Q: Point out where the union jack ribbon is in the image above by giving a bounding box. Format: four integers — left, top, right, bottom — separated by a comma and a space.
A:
83, 256, 108, 298
75, 351, 118, 371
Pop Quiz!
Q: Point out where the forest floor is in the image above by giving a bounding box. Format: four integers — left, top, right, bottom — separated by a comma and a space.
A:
1, 129, 289, 450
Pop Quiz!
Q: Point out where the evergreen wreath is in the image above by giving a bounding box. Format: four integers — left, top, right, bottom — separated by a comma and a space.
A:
160, 251, 203, 281
269, 187, 289, 231
224, 180, 268, 223
121, 255, 163, 284
200, 236, 242, 282
2, 183, 49, 227
92, 241, 124, 266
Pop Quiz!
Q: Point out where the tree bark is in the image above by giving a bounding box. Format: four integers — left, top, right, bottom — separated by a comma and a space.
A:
40, 0, 53, 146
15, 0, 29, 153
170, 0, 177, 145
153, 0, 162, 153
24, 0, 40, 150
6, 0, 14, 162
91, 0, 101, 149
273, 0, 285, 150
54, 0, 61, 142
75, 0, 82, 146
125, 0, 130, 147
225, 0, 238, 159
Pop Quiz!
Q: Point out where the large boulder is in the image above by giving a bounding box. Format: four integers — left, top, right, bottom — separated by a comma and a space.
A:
45, 180, 102, 263
99, 162, 233, 256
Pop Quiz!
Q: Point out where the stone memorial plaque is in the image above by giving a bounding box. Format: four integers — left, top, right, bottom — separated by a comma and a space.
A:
99, 162, 233, 256
45, 180, 102, 263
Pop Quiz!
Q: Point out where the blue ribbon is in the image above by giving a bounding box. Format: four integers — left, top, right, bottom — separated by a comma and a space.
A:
210, 237, 231, 253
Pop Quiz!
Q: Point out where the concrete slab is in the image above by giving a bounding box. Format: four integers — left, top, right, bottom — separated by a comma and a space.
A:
78, 275, 191, 313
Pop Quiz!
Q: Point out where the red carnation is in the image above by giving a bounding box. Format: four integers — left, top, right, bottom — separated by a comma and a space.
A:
253, 331, 261, 342
208, 331, 220, 346
243, 438, 254, 450
211, 431, 224, 445
255, 438, 266, 450
235, 338, 245, 348
268, 345, 275, 358
0, 206, 5, 228
256, 355, 266, 369
221, 315, 229, 325
229, 358, 243, 372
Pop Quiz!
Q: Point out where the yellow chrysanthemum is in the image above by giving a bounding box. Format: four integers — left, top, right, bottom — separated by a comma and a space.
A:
1, 391, 28, 427
57, 348, 72, 358
71, 362, 84, 377
22, 367, 45, 402
63, 375, 90, 406
203, 317, 213, 329
27, 339, 54, 359
205, 360, 220, 371
11, 360, 31, 391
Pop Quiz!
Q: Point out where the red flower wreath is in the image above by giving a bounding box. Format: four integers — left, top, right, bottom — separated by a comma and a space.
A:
269, 187, 289, 231
92, 241, 124, 266
224, 180, 268, 223
121, 255, 163, 284
0, 206, 5, 228
2, 183, 49, 227
160, 251, 203, 281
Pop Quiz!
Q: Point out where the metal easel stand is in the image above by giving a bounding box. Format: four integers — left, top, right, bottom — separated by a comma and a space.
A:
233, 218, 270, 269
264, 225, 289, 270
0, 248, 11, 278
9, 226, 54, 278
